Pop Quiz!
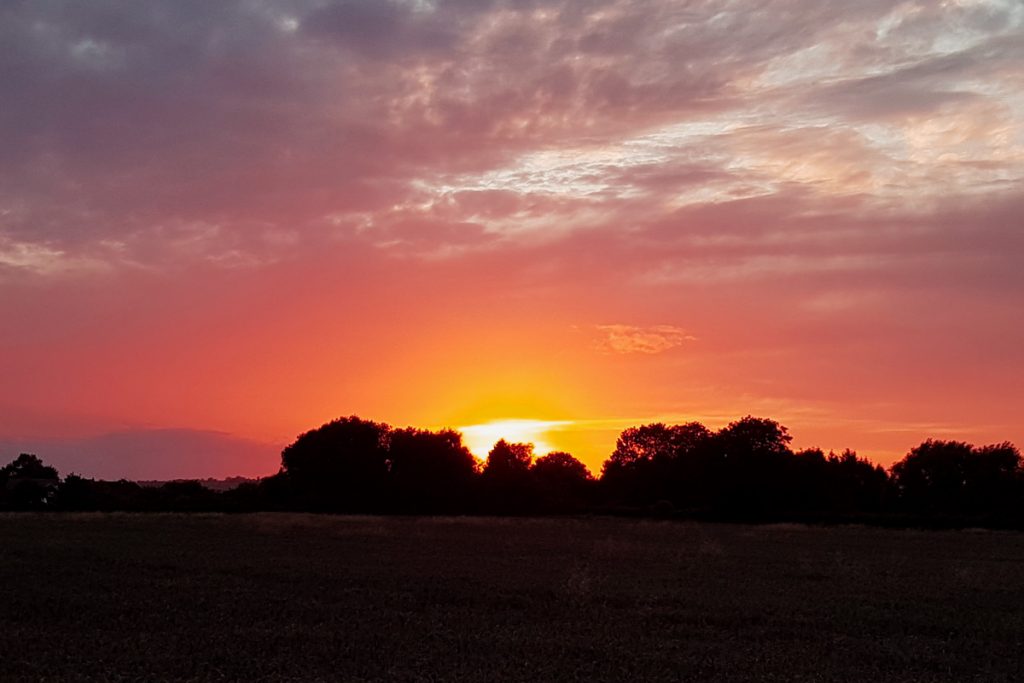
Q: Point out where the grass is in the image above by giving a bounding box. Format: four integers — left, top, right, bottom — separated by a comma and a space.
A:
2, 514, 1024, 681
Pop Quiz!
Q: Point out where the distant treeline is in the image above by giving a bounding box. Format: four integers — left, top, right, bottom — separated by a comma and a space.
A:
3, 415, 1023, 527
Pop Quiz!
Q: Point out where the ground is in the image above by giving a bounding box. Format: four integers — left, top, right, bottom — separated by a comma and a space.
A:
2, 514, 1023, 681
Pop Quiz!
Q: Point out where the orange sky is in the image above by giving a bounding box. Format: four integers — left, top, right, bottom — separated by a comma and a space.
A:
1, 0, 1022, 479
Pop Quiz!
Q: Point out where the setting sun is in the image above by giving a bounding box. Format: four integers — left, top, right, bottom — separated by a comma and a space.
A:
458, 419, 571, 459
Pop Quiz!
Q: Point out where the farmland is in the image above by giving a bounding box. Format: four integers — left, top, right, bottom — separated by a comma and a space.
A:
2, 514, 1023, 681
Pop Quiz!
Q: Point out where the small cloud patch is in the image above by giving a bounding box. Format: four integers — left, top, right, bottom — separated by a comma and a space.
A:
594, 324, 695, 355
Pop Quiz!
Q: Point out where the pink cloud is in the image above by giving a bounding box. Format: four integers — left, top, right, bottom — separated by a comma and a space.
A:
594, 325, 696, 355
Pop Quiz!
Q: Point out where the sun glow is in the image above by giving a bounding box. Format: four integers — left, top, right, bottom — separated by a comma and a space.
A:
458, 419, 571, 459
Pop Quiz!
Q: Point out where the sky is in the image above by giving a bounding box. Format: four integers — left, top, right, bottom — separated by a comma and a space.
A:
1, 0, 1022, 479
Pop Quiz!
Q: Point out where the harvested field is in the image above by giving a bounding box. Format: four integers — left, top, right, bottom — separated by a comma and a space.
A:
2, 514, 1023, 681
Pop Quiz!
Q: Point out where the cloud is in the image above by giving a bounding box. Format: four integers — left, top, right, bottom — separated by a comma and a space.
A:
0, 0, 1017, 274
593, 324, 695, 355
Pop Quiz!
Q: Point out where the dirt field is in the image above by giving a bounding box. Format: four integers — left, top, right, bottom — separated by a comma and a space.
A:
2, 514, 1023, 681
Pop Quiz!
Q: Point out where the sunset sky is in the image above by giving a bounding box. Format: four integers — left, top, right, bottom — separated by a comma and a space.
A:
1, 0, 1022, 479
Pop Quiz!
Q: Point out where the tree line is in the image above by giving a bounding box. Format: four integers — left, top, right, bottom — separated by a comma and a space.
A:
2, 415, 1022, 526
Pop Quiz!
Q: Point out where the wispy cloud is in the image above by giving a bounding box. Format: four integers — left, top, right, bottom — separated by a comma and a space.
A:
593, 324, 696, 355
1, 0, 1020, 272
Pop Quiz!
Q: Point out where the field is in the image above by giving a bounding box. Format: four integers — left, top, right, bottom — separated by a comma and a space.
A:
2, 515, 1023, 681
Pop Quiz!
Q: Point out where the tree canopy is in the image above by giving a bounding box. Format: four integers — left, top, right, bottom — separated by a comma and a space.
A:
890, 440, 1022, 516
4, 416, 1023, 525
0, 453, 60, 509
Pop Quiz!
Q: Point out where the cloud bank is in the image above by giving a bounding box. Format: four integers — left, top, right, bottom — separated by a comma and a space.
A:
1, 0, 1020, 277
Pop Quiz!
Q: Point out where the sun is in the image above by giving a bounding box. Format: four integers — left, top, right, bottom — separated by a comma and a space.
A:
458, 419, 571, 460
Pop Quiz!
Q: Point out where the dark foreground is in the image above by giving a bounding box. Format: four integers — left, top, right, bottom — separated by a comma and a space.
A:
2, 515, 1023, 682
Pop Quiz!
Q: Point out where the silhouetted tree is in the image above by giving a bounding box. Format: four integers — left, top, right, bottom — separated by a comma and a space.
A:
716, 416, 792, 457
481, 440, 535, 513
601, 422, 713, 507
531, 451, 594, 512
785, 448, 889, 515
1, 453, 58, 480
386, 428, 478, 513
53, 475, 144, 511
786, 447, 831, 511
278, 417, 485, 513
827, 449, 890, 514
891, 440, 1023, 517
0, 454, 60, 509
280, 416, 391, 511
483, 440, 533, 477
600, 417, 797, 514
666, 422, 715, 509
220, 472, 293, 512
709, 416, 793, 515
605, 423, 680, 469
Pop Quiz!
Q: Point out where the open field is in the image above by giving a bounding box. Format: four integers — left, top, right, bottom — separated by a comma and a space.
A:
2, 514, 1024, 681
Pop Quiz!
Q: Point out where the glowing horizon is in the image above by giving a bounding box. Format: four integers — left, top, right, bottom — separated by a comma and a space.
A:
457, 419, 573, 460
